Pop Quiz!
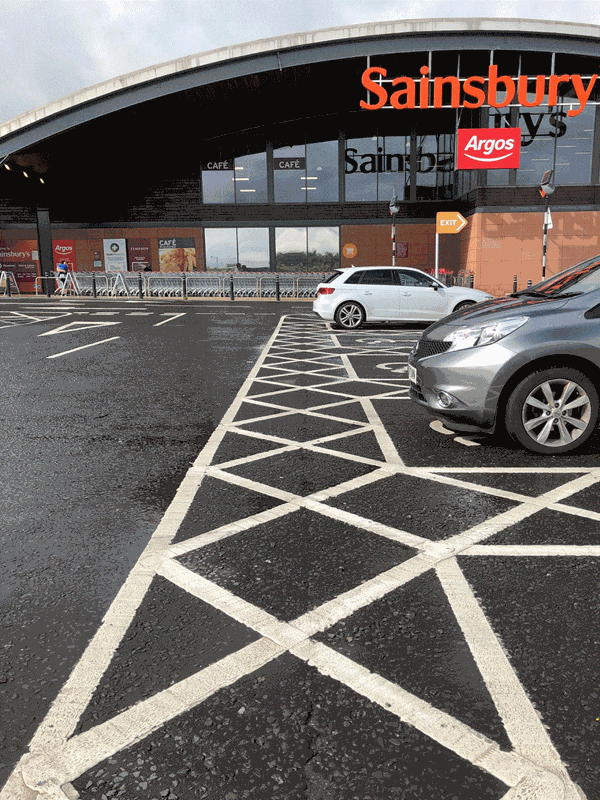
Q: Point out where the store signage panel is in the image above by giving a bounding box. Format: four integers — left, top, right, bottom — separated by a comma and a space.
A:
201, 160, 234, 170
53, 240, 76, 270
103, 239, 127, 273
127, 238, 151, 271
457, 128, 521, 169
360, 65, 598, 117
159, 238, 197, 272
273, 157, 306, 170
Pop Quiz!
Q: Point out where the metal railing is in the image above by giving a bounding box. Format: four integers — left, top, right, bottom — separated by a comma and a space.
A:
33, 271, 328, 299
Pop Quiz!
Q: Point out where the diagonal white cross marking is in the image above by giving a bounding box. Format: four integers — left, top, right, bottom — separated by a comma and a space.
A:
2, 314, 594, 800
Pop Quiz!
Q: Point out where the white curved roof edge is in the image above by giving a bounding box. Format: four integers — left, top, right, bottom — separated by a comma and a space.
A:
1, 16, 599, 140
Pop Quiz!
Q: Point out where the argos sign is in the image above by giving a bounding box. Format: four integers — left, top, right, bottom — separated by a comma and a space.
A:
457, 128, 521, 169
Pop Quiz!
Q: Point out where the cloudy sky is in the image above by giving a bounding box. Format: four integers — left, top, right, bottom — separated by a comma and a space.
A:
0, 0, 598, 125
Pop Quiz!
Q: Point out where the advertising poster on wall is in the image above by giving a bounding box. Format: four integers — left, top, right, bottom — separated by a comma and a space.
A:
103, 239, 127, 273
158, 237, 196, 272
0, 239, 39, 290
53, 240, 76, 270
127, 239, 152, 271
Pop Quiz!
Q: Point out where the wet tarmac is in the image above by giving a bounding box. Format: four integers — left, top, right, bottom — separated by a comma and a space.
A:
1, 300, 598, 800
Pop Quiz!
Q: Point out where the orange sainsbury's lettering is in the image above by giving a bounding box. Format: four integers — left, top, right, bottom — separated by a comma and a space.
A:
360, 65, 600, 116
463, 75, 486, 108
570, 73, 597, 116
360, 66, 389, 110
391, 77, 416, 109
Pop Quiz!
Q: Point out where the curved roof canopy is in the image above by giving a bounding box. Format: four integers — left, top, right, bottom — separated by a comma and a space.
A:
1, 17, 600, 159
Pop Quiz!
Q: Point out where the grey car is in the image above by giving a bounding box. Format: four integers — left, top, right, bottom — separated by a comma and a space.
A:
408, 255, 600, 454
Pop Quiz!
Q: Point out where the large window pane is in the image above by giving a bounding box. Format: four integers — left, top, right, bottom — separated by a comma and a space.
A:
345, 137, 378, 201
235, 152, 267, 203
516, 107, 554, 186
237, 228, 269, 271
202, 166, 234, 203
306, 141, 339, 202
273, 145, 305, 203
378, 136, 410, 202
276, 227, 307, 271
308, 227, 339, 271
414, 134, 454, 200
554, 102, 594, 185
204, 229, 237, 270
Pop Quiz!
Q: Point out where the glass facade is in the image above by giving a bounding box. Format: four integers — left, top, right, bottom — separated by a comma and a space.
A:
200, 49, 600, 208
205, 226, 339, 272
273, 141, 338, 202
275, 227, 340, 271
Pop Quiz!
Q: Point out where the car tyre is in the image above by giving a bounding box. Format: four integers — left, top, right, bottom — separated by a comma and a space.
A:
453, 300, 476, 312
335, 301, 365, 329
505, 367, 599, 454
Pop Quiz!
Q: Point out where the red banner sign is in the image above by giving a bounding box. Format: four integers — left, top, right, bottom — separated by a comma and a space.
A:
456, 128, 521, 170
53, 240, 76, 270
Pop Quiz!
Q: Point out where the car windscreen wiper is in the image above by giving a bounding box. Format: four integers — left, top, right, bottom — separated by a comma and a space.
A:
510, 289, 549, 298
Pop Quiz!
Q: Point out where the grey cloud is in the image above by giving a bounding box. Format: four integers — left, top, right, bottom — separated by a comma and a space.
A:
0, 0, 597, 124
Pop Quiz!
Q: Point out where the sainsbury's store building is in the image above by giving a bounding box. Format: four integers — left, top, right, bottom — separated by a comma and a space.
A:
2, 17, 600, 294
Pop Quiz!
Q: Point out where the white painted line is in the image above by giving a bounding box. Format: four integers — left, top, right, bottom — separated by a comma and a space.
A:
436, 557, 578, 788
464, 544, 600, 556
290, 639, 531, 789
46, 336, 121, 359
154, 312, 186, 326
39, 320, 120, 336
430, 420, 457, 436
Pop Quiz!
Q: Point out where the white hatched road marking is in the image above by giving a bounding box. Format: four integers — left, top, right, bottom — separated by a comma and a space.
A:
45, 337, 121, 359
1, 316, 593, 800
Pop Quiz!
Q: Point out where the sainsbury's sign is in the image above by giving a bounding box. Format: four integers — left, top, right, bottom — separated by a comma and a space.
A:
361, 65, 597, 117
457, 128, 521, 169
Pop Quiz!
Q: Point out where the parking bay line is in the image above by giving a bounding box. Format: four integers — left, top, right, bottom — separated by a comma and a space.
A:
46, 336, 121, 359
154, 313, 186, 326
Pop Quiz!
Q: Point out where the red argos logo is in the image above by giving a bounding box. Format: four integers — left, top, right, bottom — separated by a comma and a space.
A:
457, 128, 521, 170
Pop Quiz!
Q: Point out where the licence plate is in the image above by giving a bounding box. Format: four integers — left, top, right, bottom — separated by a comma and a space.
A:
408, 364, 418, 384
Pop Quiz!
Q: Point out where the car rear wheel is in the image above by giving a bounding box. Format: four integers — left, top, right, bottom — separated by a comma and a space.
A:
453, 300, 476, 313
505, 368, 599, 454
335, 301, 365, 329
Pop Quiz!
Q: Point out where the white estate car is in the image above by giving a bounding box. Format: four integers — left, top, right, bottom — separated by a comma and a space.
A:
313, 266, 494, 328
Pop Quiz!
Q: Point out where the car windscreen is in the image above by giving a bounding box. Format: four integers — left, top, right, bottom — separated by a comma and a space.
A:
527, 255, 600, 296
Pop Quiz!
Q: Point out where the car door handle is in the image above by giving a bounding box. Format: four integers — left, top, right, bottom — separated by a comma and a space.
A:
363, 291, 373, 295
402, 292, 411, 296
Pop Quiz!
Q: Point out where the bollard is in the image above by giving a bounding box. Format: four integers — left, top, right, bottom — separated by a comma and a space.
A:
92, 272, 97, 298
229, 274, 234, 301
469, 274, 474, 288
527, 279, 532, 288
138, 271, 144, 298
182, 272, 187, 299
5, 273, 11, 297
513, 275, 517, 293
275, 273, 280, 302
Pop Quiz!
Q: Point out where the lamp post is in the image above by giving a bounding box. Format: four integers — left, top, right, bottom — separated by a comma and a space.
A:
389, 192, 400, 266
539, 169, 555, 279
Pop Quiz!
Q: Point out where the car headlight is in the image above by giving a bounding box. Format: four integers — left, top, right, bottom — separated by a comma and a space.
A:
443, 316, 528, 352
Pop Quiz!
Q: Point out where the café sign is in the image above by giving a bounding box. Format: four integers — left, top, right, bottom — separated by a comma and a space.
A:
361, 65, 597, 117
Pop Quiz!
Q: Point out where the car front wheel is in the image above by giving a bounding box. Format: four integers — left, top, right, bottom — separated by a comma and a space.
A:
505, 368, 599, 453
453, 300, 476, 313
335, 301, 365, 329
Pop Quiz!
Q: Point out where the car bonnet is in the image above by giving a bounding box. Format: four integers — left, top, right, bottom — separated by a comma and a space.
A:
423, 294, 572, 338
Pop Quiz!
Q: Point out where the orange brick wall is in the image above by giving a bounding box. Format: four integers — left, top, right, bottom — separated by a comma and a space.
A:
341, 223, 460, 275
345, 211, 600, 296
459, 210, 600, 295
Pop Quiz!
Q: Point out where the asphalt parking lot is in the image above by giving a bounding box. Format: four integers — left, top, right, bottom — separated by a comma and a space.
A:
0, 299, 598, 800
